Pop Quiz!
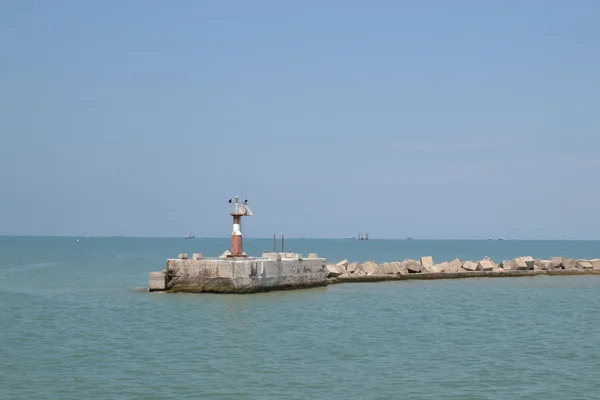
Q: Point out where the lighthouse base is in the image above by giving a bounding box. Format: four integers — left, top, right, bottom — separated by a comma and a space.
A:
149, 252, 328, 293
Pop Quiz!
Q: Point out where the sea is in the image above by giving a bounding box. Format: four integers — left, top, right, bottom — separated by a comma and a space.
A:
1, 236, 600, 399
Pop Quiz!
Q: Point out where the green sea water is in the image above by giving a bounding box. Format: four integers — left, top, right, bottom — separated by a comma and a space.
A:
2, 236, 600, 399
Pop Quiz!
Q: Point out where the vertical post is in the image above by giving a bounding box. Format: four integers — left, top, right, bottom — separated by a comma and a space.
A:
231, 214, 242, 256
281, 234, 284, 252
273, 234, 276, 252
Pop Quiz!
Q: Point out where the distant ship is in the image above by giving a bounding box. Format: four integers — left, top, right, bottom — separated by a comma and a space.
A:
184, 233, 195, 239
498, 237, 505, 241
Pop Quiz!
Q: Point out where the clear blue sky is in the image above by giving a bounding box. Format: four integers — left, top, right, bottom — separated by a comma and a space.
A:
1, 1, 599, 239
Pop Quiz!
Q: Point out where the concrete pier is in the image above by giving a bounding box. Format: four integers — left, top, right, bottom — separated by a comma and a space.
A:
149, 252, 328, 293
149, 254, 600, 294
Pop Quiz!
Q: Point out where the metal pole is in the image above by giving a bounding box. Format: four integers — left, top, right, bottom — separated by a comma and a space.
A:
281, 234, 284, 253
273, 234, 276, 252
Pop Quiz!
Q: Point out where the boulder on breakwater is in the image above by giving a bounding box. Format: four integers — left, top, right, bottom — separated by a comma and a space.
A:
327, 256, 600, 283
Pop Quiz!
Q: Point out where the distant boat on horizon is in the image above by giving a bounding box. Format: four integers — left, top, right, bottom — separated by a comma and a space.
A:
184, 233, 195, 239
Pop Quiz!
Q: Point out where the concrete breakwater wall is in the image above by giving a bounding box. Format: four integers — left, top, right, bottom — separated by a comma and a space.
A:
326, 256, 600, 282
149, 252, 329, 293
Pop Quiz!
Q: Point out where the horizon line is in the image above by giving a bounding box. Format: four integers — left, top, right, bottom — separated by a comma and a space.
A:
1, 234, 599, 241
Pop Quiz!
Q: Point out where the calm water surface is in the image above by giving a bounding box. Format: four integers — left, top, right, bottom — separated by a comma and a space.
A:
1, 237, 600, 399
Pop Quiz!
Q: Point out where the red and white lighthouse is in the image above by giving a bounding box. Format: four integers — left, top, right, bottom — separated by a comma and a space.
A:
228, 196, 253, 257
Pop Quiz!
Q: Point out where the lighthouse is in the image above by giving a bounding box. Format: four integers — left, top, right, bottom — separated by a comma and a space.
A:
228, 196, 253, 257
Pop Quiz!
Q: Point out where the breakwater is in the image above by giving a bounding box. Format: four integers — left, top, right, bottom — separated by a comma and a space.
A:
326, 256, 600, 283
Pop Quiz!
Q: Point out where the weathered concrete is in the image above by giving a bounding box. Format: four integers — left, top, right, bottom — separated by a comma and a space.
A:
512, 258, 529, 270
150, 252, 328, 293
326, 264, 342, 278
361, 261, 379, 275
431, 262, 448, 274
576, 260, 593, 270
462, 261, 478, 272
403, 259, 422, 273
477, 259, 495, 272
447, 259, 463, 273
500, 260, 513, 271
520, 256, 534, 269
149, 271, 166, 291
335, 259, 349, 273
150, 253, 600, 294
421, 256, 434, 269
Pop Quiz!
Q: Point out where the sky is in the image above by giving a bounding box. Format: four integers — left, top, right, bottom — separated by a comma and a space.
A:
1, 0, 599, 239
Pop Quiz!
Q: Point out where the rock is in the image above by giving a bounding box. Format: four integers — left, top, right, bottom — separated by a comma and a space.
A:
462, 261, 478, 271
520, 256, 534, 269
591, 259, 600, 270
192, 253, 203, 260
477, 259, 495, 271
353, 268, 367, 276
447, 258, 463, 273
346, 262, 359, 273
326, 264, 342, 277
500, 260, 513, 271
336, 259, 349, 273
431, 262, 448, 273
576, 260, 593, 270
512, 258, 529, 270
178, 253, 189, 260
421, 256, 434, 269
403, 259, 422, 273
361, 261, 379, 275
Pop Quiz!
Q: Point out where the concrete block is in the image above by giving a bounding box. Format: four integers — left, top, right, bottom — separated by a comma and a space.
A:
520, 256, 534, 269
149, 271, 166, 291
500, 260, 513, 271
403, 259, 422, 273
551, 256, 563, 269
336, 259, 349, 273
361, 261, 379, 275
591, 259, 600, 270
219, 250, 231, 259
192, 253, 203, 260
326, 264, 342, 278
377, 262, 391, 274
447, 258, 463, 273
477, 260, 495, 271
534, 260, 552, 270
346, 262, 359, 273
512, 258, 529, 270
421, 256, 434, 268
431, 262, 448, 273
462, 261, 478, 271
178, 253, 188, 260
562, 258, 577, 270
576, 260, 593, 270
392, 262, 408, 275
